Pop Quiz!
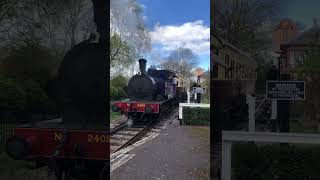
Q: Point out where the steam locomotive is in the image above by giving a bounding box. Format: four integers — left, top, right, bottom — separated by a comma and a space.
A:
5, 38, 108, 180
112, 59, 188, 122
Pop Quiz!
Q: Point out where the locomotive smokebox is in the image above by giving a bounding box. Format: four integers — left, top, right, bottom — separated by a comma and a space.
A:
138, 58, 147, 74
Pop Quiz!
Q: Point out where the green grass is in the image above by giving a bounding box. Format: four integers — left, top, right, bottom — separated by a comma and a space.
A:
110, 111, 122, 122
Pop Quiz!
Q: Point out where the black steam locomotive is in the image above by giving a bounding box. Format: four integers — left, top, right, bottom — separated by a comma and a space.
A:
112, 59, 187, 122
127, 59, 179, 101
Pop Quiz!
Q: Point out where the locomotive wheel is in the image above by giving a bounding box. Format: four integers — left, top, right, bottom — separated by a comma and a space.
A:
53, 160, 87, 180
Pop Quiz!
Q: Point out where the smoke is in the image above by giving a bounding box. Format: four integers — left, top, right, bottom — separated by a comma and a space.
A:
110, 0, 150, 57
110, 0, 139, 33
127, 119, 133, 127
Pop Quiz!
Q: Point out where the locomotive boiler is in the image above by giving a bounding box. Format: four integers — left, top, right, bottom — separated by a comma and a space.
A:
127, 59, 175, 101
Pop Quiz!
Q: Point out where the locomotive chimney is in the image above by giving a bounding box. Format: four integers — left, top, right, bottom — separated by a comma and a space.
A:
138, 58, 147, 74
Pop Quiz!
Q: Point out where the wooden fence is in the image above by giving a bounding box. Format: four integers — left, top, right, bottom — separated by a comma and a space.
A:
0, 123, 16, 154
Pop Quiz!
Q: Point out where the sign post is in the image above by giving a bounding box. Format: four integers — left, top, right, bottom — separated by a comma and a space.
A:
192, 87, 206, 103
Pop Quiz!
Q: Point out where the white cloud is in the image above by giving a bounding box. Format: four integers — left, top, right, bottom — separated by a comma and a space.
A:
150, 20, 210, 55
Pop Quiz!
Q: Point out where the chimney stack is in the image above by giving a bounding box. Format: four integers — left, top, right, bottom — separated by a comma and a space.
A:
138, 59, 147, 74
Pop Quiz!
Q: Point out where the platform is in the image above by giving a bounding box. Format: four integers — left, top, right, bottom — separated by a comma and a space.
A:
111, 119, 210, 180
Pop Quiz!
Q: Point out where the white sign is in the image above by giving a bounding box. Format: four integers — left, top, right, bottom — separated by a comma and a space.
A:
192, 87, 206, 93
266, 81, 305, 100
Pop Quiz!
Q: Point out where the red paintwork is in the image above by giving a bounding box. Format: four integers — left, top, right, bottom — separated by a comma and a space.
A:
14, 128, 108, 160
113, 101, 160, 113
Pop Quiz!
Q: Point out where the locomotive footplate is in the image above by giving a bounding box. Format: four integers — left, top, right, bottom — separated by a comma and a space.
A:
112, 99, 171, 114
6, 125, 109, 161
112, 97, 178, 113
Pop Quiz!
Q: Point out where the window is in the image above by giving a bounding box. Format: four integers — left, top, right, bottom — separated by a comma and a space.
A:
289, 51, 295, 66
294, 51, 304, 65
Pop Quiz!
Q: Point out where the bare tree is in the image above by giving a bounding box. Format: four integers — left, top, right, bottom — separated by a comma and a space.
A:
214, 0, 283, 53
0, 0, 94, 57
160, 47, 199, 78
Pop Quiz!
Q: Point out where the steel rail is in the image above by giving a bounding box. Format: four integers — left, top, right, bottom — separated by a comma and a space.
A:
110, 121, 127, 134
111, 121, 154, 154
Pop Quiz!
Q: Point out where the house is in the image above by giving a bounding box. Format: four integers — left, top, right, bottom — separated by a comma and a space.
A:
272, 19, 300, 68
278, 20, 320, 75
273, 19, 300, 52
194, 68, 205, 84
211, 34, 257, 81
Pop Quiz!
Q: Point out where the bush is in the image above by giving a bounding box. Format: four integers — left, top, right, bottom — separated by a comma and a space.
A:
182, 107, 210, 125
0, 76, 57, 122
232, 143, 320, 180
111, 75, 127, 87
0, 77, 26, 111
110, 75, 128, 100
19, 79, 56, 114
110, 86, 127, 100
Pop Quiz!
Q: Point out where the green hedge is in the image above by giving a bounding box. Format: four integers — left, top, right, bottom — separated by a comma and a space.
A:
232, 143, 320, 180
182, 107, 210, 126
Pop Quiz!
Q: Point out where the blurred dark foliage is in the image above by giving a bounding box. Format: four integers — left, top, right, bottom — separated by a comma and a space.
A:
0, 42, 58, 122
233, 143, 320, 180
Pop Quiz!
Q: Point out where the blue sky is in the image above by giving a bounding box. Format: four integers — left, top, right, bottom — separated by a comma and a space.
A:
138, 0, 210, 70
139, 0, 210, 27
283, 0, 320, 30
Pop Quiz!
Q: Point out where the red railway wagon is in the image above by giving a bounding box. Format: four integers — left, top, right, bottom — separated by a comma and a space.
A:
6, 119, 109, 161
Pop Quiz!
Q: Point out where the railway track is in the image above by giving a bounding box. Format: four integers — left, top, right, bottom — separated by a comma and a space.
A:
110, 107, 178, 154
110, 121, 128, 134
110, 122, 154, 154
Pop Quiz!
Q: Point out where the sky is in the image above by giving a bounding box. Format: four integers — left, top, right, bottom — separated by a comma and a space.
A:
133, 0, 320, 71
138, 0, 210, 70
283, 0, 320, 30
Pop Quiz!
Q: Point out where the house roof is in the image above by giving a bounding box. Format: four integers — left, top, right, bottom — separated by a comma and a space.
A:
274, 18, 296, 30
284, 24, 320, 46
212, 34, 255, 63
